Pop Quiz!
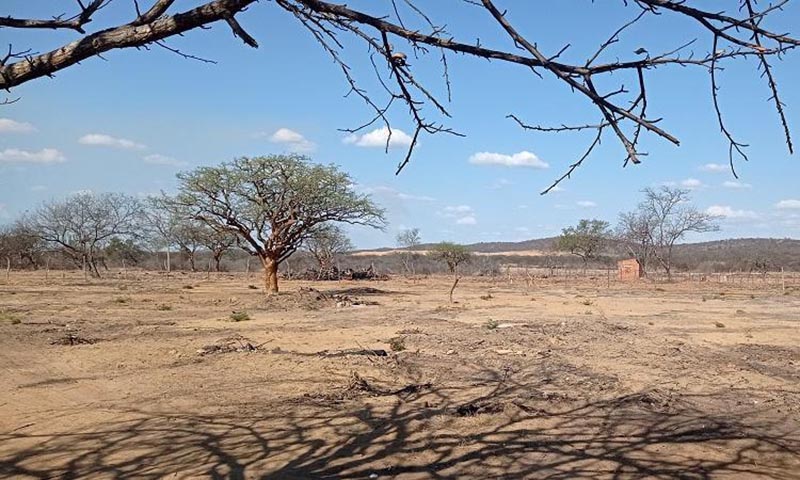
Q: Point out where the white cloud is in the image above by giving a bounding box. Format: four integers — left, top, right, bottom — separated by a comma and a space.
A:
78, 133, 145, 150
396, 192, 435, 202
343, 127, 413, 148
490, 178, 513, 189
267, 127, 316, 153
469, 150, 548, 169
0, 118, 35, 133
0, 148, 65, 164
143, 154, 188, 167
706, 205, 756, 219
699, 163, 728, 173
722, 180, 752, 189
775, 199, 800, 210
680, 178, 704, 189
443, 205, 473, 215
440, 205, 476, 226
577, 200, 597, 208
360, 185, 435, 202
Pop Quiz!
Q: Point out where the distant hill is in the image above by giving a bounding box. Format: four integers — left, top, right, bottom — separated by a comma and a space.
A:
354, 237, 800, 271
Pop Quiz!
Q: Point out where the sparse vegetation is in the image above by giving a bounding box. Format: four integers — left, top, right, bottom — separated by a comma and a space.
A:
1, 311, 21, 325
229, 311, 251, 322
388, 336, 406, 352
484, 318, 500, 330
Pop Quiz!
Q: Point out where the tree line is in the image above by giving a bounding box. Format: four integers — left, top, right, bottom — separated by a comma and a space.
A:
1, 155, 386, 293
0, 157, 742, 293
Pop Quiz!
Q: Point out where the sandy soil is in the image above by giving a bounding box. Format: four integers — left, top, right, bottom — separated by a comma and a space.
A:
1, 271, 799, 479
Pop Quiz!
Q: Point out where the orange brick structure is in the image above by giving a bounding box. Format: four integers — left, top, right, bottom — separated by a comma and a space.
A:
618, 258, 643, 281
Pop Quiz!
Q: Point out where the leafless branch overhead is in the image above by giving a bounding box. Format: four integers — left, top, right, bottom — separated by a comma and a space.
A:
0, 0, 797, 190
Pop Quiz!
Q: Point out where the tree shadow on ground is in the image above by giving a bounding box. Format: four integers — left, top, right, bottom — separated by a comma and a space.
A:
2, 379, 798, 480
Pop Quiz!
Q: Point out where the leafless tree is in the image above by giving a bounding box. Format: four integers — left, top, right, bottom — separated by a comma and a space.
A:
395, 227, 421, 276
195, 226, 237, 272
22, 192, 143, 277
617, 210, 656, 275
1, 1, 797, 189
0, 222, 46, 270
304, 223, 354, 276
620, 186, 719, 279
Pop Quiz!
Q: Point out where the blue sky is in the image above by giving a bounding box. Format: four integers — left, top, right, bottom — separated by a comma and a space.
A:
1, 1, 799, 248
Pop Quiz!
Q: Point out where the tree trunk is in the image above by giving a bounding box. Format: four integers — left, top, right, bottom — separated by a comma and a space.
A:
188, 252, 196, 272
213, 253, 222, 272
262, 256, 279, 294
449, 273, 459, 303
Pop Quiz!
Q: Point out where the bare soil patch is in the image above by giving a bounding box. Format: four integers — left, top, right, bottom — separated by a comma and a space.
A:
1, 272, 799, 478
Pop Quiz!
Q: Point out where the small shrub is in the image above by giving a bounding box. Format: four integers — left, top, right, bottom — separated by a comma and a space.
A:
156, 304, 173, 311
229, 311, 251, 322
182, 285, 194, 290
113, 296, 131, 304
484, 318, 499, 330
581, 299, 594, 306
397, 327, 423, 335
247, 285, 258, 290
388, 336, 406, 351
479, 293, 494, 301
1, 311, 21, 324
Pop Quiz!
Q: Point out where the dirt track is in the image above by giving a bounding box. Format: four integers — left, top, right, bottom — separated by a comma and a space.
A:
1, 271, 799, 479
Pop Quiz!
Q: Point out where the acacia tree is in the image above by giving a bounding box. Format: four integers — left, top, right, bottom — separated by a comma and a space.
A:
557, 219, 611, 271
304, 223, 354, 276
174, 154, 385, 293
396, 228, 422, 276
22, 192, 143, 277
1, 2, 797, 188
429, 242, 472, 303
621, 186, 719, 279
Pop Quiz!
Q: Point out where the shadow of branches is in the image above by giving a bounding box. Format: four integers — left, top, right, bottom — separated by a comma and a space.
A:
2, 376, 798, 479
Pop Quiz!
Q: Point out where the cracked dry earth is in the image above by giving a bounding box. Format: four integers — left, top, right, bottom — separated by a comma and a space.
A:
1, 271, 799, 479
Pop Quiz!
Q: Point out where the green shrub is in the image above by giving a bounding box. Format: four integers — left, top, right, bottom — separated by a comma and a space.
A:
229, 311, 251, 322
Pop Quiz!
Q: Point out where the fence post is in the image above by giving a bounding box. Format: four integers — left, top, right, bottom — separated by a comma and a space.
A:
5, 257, 9, 281
782, 267, 786, 293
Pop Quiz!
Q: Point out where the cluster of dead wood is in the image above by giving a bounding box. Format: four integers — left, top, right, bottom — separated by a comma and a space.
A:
288, 265, 389, 281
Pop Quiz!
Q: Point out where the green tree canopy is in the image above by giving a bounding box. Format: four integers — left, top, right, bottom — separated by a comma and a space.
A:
173, 154, 386, 293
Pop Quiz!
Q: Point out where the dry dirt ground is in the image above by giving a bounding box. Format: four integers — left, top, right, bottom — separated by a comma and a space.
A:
1, 271, 799, 479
